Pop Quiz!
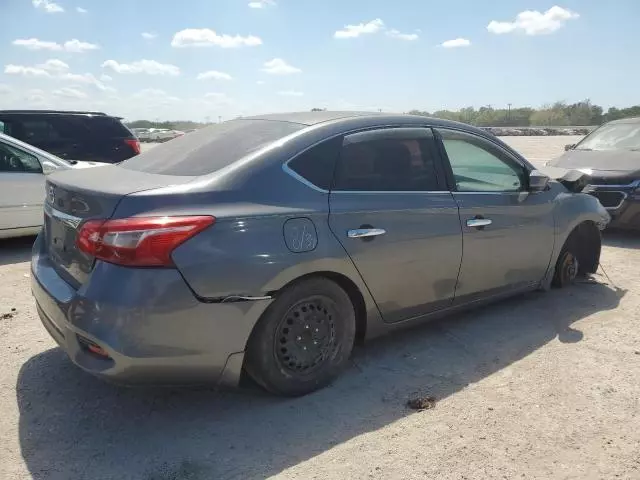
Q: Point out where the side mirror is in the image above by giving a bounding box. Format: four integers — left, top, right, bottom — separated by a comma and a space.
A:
41, 160, 58, 175
528, 170, 551, 192
564, 144, 575, 151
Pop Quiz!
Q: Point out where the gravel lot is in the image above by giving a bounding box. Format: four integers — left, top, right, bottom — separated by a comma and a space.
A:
2, 136, 639, 480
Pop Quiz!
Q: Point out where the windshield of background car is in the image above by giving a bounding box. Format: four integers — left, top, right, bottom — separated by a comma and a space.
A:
576, 122, 640, 151
119, 119, 305, 176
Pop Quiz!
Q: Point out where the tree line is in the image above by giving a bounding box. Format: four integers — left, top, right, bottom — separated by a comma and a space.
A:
407, 100, 640, 127
127, 100, 640, 130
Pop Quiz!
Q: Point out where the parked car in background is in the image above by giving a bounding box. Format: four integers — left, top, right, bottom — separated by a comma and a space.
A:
148, 129, 184, 142
0, 110, 140, 164
131, 128, 152, 142
0, 132, 106, 239
31, 112, 609, 396
547, 116, 640, 230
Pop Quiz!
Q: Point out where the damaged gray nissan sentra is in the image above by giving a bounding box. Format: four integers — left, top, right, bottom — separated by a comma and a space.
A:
31, 111, 610, 396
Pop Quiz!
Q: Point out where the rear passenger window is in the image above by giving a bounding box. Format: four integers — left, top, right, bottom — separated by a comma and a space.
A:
20, 119, 62, 143
287, 137, 342, 190
334, 128, 441, 192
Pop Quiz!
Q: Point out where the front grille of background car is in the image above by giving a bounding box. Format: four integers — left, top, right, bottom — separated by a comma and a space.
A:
590, 176, 635, 186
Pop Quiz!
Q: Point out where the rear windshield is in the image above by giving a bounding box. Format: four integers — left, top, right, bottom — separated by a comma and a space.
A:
119, 119, 305, 176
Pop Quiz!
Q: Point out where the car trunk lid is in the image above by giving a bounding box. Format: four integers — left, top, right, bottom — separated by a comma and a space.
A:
44, 165, 196, 287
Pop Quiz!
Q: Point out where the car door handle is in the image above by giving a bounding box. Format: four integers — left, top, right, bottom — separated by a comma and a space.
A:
347, 228, 386, 239
466, 218, 492, 228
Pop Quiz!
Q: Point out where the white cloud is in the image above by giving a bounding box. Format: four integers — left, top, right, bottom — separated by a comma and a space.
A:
100, 74, 113, 82
278, 90, 304, 97
38, 59, 70, 73
487, 6, 579, 35
62, 72, 114, 92
171, 28, 262, 48
441, 38, 471, 48
205, 92, 227, 99
248, 0, 275, 8
52, 87, 88, 99
0, 84, 12, 95
25, 89, 47, 105
5, 60, 113, 92
256, 80, 266, 85
12, 38, 62, 51
133, 89, 180, 104
197, 70, 233, 81
142, 32, 157, 40
64, 39, 99, 52
102, 59, 180, 76
12, 38, 99, 52
334, 19, 384, 39
205, 92, 233, 104
76, 7, 87, 13
4, 64, 51, 78
262, 58, 301, 75
33, 0, 64, 13
386, 29, 419, 41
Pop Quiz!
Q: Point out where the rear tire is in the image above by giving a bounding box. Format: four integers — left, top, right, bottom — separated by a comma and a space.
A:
245, 277, 356, 397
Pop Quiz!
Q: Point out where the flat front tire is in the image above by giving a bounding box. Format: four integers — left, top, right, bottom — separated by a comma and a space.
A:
245, 277, 356, 397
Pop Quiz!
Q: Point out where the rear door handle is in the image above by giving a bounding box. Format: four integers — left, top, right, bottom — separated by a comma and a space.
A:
348, 228, 386, 239
466, 218, 492, 228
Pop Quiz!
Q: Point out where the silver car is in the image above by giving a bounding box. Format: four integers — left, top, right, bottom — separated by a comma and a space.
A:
0, 132, 106, 239
31, 112, 610, 396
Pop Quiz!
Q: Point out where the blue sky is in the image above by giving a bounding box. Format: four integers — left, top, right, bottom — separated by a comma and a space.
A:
1, 0, 639, 121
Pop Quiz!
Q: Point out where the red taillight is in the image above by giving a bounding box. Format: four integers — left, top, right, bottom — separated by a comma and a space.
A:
76, 216, 215, 267
125, 138, 141, 155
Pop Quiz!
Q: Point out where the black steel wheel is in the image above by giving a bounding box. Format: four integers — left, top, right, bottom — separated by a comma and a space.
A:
552, 246, 580, 288
245, 277, 356, 396
274, 296, 337, 375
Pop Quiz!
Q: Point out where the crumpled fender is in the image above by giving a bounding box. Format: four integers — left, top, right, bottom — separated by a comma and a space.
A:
538, 166, 592, 193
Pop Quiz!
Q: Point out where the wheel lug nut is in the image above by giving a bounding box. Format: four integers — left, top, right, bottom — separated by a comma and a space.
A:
296, 336, 302, 341
305, 325, 309, 329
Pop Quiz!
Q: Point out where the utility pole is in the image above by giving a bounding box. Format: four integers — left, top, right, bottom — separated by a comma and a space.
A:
507, 103, 512, 121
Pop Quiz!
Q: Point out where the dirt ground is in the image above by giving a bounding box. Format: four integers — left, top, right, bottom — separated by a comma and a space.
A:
1, 136, 639, 480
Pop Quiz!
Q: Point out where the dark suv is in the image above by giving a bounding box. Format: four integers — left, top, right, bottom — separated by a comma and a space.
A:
0, 110, 140, 164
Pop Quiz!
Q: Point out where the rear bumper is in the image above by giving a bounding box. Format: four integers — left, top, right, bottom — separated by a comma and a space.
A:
586, 184, 640, 230
30, 234, 272, 386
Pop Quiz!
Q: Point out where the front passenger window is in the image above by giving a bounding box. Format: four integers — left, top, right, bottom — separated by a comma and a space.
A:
437, 129, 525, 192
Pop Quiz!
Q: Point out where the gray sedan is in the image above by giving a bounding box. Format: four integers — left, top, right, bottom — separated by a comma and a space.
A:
31, 112, 610, 396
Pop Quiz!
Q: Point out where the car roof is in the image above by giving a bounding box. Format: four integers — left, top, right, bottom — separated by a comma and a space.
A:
243, 110, 486, 131
0, 109, 115, 118
606, 116, 640, 125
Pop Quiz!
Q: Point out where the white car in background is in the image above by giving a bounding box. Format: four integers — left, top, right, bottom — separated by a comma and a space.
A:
131, 128, 153, 142
0, 132, 107, 239
148, 128, 185, 142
